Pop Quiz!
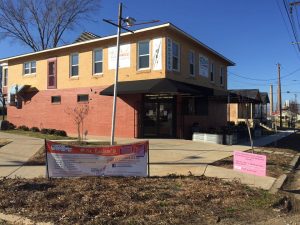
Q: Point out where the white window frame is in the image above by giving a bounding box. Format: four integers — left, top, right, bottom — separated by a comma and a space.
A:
70, 53, 79, 77
210, 62, 214, 82
23, 61, 36, 75
137, 40, 150, 70
93, 48, 103, 75
189, 50, 195, 76
172, 41, 180, 72
3, 66, 8, 86
220, 67, 224, 86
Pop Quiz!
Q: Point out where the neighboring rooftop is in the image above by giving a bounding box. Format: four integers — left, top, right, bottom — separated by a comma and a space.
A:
230, 89, 261, 101
74, 32, 101, 43
260, 92, 270, 104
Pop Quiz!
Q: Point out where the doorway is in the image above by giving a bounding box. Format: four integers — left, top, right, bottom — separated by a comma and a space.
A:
142, 95, 176, 138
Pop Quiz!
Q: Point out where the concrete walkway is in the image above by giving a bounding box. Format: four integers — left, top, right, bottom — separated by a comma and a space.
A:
0, 132, 44, 178
0, 130, 294, 180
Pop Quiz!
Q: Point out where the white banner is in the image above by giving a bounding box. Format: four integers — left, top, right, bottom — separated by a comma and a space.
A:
46, 140, 149, 177
152, 38, 162, 70
199, 54, 209, 77
108, 43, 131, 70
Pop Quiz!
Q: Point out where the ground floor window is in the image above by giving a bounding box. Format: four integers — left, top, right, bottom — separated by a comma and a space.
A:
51, 96, 61, 104
77, 94, 89, 102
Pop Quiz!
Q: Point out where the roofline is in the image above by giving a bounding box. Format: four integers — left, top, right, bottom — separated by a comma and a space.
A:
0, 22, 235, 66
167, 23, 235, 66
0, 23, 171, 63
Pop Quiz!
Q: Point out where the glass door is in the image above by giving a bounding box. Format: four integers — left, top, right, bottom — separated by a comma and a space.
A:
142, 96, 175, 138
158, 102, 173, 137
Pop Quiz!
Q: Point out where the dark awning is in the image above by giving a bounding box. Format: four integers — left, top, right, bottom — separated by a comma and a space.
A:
100, 78, 214, 96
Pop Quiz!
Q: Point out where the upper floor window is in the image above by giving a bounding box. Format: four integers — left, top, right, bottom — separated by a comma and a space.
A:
210, 62, 214, 82
24, 61, 36, 75
220, 67, 224, 85
189, 51, 195, 76
172, 41, 180, 71
138, 40, 150, 69
3, 68, 8, 86
93, 49, 103, 74
70, 53, 79, 77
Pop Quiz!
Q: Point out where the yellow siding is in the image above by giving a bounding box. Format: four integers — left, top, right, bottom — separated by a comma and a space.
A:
8, 30, 166, 90
165, 29, 228, 91
6, 26, 231, 92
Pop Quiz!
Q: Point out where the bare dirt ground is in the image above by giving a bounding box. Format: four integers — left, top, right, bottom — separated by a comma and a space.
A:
1, 132, 300, 224
0, 176, 294, 225
212, 132, 300, 178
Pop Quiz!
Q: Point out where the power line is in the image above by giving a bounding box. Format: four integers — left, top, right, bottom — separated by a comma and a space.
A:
283, 0, 300, 52
276, 0, 300, 59
228, 66, 300, 82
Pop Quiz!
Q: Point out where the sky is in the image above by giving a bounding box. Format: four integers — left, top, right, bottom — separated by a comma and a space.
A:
0, 0, 299, 104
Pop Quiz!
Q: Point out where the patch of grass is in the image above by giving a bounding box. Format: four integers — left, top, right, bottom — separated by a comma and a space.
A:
245, 190, 277, 209
2, 130, 75, 140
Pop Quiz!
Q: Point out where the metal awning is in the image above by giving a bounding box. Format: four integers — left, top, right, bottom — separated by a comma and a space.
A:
100, 78, 214, 96
9, 84, 38, 95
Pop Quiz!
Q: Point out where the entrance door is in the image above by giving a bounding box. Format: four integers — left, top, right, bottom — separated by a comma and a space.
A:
47, 58, 57, 89
143, 96, 175, 138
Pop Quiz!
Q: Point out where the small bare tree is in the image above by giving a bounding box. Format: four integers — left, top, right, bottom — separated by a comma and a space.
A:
65, 105, 89, 142
0, 0, 100, 51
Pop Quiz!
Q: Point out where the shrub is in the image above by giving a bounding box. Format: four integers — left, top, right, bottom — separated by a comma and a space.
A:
8, 122, 16, 130
0, 120, 13, 130
41, 128, 50, 134
54, 130, 67, 137
18, 125, 29, 131
48, 129, 57, 135
30, 127, 40, 132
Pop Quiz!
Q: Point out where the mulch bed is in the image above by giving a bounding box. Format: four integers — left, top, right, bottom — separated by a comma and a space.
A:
212, 149, 293, 178
0, 176, 290, 225
212, 132, 300, 178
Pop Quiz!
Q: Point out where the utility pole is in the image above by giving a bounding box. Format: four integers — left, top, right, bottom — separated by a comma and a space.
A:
277, 63, 283, 128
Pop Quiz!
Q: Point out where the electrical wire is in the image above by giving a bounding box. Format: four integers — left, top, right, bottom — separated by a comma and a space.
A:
276, 0, 300, 59
228, 66, 300, 82
283, 0, 300, 52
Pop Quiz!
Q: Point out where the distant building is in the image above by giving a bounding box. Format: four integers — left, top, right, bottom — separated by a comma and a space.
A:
228, 89, 270, 126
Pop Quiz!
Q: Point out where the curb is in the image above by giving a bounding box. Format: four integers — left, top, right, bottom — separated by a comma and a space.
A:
269, 154, 300, 194
0, 212, 52, 225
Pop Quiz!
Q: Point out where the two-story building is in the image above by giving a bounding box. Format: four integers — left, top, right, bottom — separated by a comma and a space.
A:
0, 23, 235, 139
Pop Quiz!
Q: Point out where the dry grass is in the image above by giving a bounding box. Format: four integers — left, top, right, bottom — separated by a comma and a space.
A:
212, 132, 300, 178
0, 176, 286, 225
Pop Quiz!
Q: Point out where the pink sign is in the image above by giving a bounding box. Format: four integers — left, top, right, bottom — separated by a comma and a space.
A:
233, 151, 267, 177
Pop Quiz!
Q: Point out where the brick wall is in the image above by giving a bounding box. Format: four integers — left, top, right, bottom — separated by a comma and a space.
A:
7, 86, 141, 138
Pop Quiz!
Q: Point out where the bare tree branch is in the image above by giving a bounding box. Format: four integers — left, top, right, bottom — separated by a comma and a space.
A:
0, 0, 100, 51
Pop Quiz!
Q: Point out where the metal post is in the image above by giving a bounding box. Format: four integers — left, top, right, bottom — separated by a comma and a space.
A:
110, 3, 122, 145
278, 63, 283, 128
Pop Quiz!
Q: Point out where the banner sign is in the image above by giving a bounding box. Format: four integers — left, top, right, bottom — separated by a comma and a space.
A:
199, 54, 209, 77
108, 43, 131, 70
46, 140, 149, 178
233, 151, 266, 177
152, 37, 162, 70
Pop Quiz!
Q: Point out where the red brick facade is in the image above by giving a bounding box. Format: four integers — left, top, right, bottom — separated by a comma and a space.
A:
7, 86, 142, 138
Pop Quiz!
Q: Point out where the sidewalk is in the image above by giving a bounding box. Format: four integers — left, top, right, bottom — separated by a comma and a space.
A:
0, 132, 45, 178
0, 130, 295, 179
